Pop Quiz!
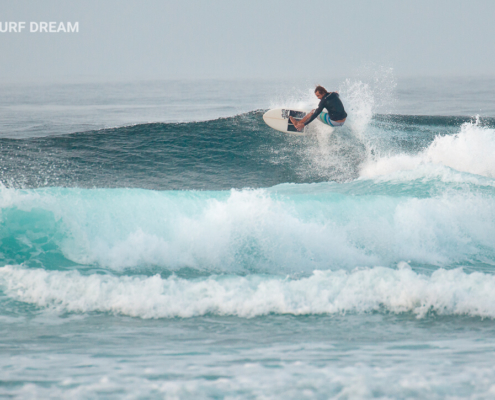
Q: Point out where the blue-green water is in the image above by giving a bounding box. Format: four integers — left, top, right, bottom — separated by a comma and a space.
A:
1, 78, 495, 399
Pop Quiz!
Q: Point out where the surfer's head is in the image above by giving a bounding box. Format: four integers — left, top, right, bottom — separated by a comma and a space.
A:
315, 85, 327, 99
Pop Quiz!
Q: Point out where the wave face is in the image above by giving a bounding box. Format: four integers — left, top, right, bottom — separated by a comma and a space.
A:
1, 111, 493, 190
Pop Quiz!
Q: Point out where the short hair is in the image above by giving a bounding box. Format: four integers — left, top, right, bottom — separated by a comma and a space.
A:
315, 85, 328, 95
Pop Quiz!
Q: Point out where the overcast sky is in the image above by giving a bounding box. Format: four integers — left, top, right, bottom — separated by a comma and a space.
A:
1, 0, 495, 83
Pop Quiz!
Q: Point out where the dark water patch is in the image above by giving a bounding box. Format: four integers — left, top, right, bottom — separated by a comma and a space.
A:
0, 111, 312, 190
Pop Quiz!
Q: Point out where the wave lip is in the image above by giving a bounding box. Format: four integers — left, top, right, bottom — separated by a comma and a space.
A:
1, 264, 495, 319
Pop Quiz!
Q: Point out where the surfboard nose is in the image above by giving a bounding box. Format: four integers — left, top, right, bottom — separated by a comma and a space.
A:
262, 110, 269, 123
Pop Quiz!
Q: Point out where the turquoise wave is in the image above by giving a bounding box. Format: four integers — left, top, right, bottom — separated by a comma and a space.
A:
1, 177, 494, 275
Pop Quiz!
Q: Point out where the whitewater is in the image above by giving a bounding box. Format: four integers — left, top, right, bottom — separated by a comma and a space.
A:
1, 77, 495, 399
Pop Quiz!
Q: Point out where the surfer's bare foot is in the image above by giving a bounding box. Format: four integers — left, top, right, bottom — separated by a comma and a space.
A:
290, 117, 304, 131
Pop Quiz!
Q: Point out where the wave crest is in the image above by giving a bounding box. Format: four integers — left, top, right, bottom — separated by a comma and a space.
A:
2, 264, 495, 319
361, 119, 495, 179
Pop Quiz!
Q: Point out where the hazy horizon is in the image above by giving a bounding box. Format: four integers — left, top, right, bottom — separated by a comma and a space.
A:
1, 0, 495, 84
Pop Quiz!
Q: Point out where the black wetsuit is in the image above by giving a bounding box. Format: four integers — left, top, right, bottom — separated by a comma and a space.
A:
304, 92, 347, 126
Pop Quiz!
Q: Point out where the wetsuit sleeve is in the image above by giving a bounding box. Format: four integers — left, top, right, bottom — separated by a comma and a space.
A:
304, 101, 324, 126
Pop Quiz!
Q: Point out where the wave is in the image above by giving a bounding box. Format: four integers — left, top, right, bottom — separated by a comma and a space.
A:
1, 183, 495, 272
360, 118, 495, 179
0, 111, 326, 190
1, 108, 494, 190
2, 264, 495, 318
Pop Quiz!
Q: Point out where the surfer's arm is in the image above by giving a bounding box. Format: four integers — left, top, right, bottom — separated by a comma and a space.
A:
291, 110, 314, 131
299, 110, 315, 124
303, 103, 324, 126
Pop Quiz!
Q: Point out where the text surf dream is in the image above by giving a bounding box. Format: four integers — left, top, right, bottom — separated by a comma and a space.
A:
0, 22, 79, 33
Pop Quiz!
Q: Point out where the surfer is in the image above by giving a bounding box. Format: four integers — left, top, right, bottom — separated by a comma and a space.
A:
290, 85, 347, 131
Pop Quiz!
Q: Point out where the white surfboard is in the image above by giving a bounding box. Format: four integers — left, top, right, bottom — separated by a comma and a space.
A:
262, 108, 308, 135
263, 108, 335, 135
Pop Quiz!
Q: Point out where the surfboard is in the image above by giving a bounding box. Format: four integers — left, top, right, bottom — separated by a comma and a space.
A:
263, 108, 334, 135
262, 108, 309, 135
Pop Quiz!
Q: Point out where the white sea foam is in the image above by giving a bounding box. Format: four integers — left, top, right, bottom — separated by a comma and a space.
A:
2, 264, 495, 319
360, 120, 495, 179
1, 184, 494, 271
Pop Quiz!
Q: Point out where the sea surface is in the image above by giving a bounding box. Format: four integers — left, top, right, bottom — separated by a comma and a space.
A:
0, 75, 495, 399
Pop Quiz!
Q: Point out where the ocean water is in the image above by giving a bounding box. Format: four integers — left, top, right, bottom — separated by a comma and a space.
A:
1, 76, 495, 399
